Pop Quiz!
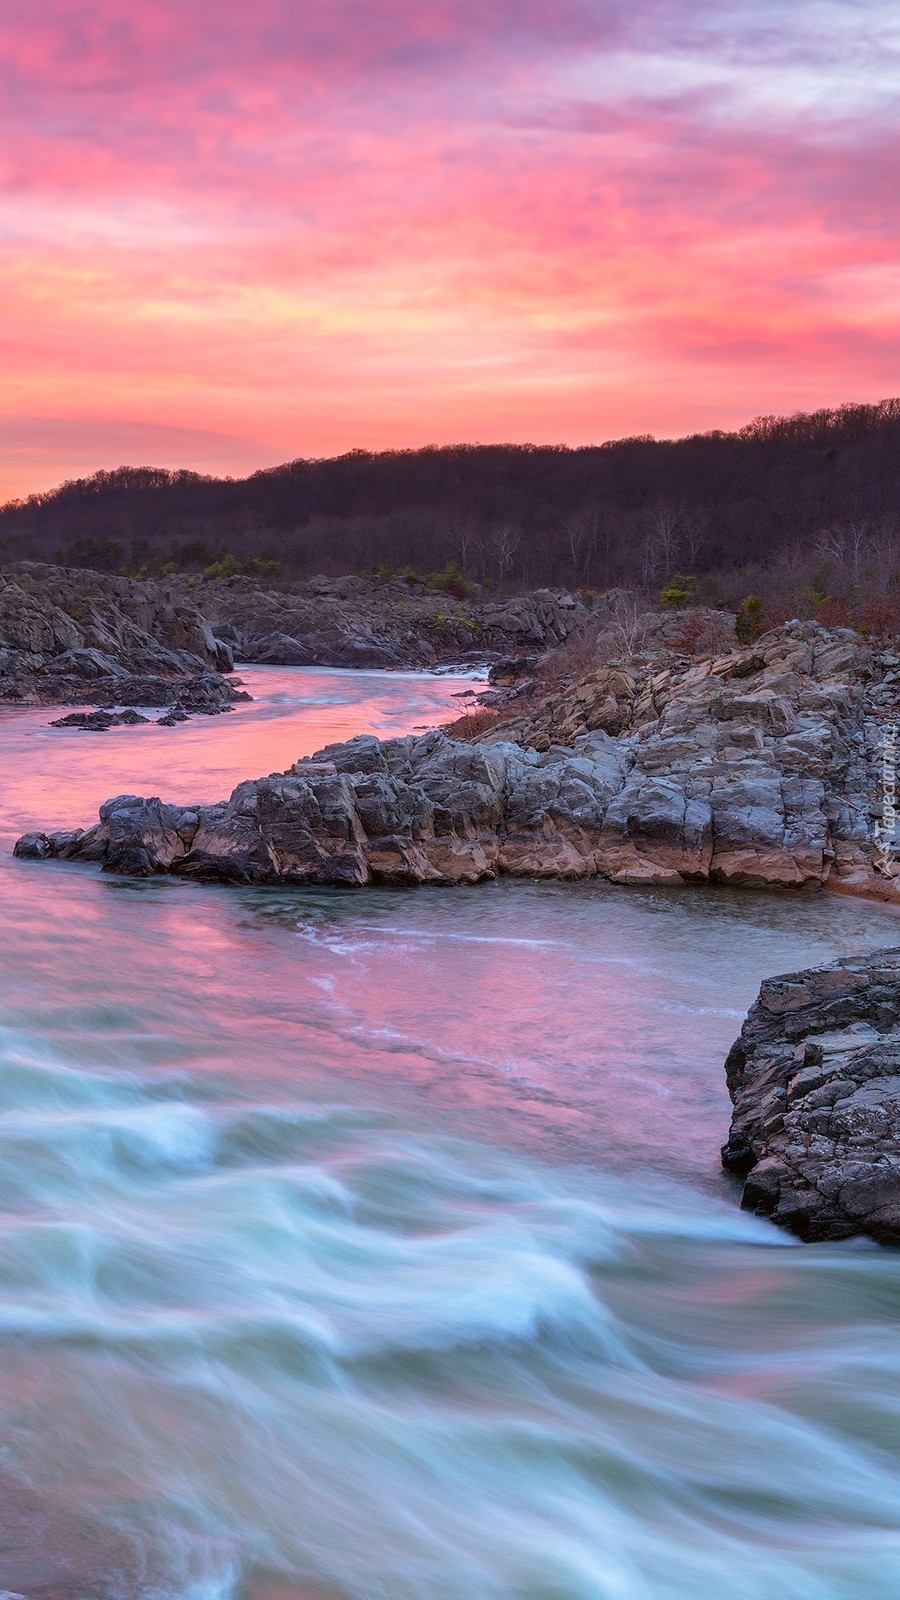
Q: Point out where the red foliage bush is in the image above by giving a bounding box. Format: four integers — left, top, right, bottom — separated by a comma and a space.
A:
858, 601, 899, 638
816, 598, 850, 628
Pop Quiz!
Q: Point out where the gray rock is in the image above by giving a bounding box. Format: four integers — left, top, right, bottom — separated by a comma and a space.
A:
722, 949, 900, 1242
49, 709, 151, 730
0, 563, 238, 707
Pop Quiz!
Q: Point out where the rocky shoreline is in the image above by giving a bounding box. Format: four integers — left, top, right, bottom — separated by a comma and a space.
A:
15, 613, 900, 900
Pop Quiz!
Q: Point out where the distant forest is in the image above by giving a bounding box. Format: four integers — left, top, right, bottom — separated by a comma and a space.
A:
3, 399, 900, 618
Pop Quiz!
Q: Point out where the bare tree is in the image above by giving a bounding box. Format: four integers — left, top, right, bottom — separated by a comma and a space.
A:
451, 518, 478, 575
681, 507, 709, 570
491, 524, 521, 585
609, 592, 643, 655
641, 501, 683, 586
561, 506, 601, 584
816, 522, 874, 582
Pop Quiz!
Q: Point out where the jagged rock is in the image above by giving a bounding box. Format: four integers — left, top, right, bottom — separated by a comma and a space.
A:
0, 563, 237, 706
49, 709, 151, 730
722, 949, 900, 1242
174, 574, 588, 668
487, 655, 539, 685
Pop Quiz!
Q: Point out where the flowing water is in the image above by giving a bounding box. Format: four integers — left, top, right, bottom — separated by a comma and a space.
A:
2, 667, 900, 1600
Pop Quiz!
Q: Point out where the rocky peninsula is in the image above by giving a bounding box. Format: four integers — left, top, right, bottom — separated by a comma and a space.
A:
0, 560, 593, 723
14, 613, 900, 901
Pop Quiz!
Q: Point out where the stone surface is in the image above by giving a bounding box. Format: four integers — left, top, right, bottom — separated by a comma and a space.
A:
13, 616, 900, 904
722, 949, 900, 1243
176, 572, 589, 668
0, 562, 240, 710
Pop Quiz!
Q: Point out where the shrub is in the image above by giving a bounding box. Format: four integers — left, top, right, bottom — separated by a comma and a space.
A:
424, 561, 473, 600
660, 573, 696, 609
735, 594, 764, 643
203, 552, 282, 580
858, 601, 899, 638
204, 553, 241, 579
445, 707, 500, 740
816, 597, 850, 628
669, 613, 707, 654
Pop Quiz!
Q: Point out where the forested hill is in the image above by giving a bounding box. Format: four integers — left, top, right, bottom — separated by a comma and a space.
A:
2, 399, 899, 594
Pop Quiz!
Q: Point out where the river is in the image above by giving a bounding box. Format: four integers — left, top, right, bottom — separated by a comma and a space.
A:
2, 666, 900, 1600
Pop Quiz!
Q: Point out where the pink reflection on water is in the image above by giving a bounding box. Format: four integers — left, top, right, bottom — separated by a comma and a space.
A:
0, 665, 476, 838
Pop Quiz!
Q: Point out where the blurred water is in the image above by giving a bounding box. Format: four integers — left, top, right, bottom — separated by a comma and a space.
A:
2, 667, 900, 1599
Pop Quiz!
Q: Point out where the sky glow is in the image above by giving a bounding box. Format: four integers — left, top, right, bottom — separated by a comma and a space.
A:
1, 0, 898, 498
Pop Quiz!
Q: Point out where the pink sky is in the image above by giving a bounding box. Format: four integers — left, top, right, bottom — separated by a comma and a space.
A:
2, 0, 898, 500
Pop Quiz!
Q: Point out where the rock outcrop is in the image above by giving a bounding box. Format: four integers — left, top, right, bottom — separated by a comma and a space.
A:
722, 950, 900, 1243
0, 562, 239, 709
175, 573, 588, 668
13, 616, 900, 902
484, 619, 895, 895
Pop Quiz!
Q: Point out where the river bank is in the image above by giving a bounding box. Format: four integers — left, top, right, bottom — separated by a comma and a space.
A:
17, 617, 900, 903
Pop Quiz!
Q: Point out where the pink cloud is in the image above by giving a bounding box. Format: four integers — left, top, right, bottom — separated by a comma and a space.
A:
0, 0, 897, 498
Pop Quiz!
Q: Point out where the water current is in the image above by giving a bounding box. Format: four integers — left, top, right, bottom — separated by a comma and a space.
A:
2, 666, 900, 1600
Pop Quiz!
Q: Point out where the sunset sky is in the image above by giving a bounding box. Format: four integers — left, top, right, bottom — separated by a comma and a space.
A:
2, 0, 898, 500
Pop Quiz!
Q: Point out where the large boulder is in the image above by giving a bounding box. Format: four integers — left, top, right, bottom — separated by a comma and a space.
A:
722, 950, 900, 1243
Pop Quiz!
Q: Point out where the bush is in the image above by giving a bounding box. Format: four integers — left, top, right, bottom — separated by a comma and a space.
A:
660, 573, 696, 609
816, 597, 850, 628
204, 553, 241, 580
445, 707, 500, 740
735, 594, 764, 643
669, 613, 708, 654
424, 561, 473, 600
203, 552, 283, 580
858, 601, 899, 638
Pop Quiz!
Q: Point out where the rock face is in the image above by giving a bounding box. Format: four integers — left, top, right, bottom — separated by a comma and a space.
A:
486, 620, 894, 895
177, 572, 588, 668
12, 616, 900, 903
722, 950, 900, 1243
0, 562, 238, 707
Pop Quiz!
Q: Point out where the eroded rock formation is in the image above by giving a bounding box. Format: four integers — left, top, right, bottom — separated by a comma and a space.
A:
722, 950, 900, 1242
175, 573, 588, 668
0, 563, 238, 709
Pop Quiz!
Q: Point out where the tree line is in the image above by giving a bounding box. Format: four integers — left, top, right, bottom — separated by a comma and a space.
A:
2, 399, 900, 625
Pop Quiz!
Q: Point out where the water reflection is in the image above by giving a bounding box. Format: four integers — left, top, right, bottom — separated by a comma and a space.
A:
2, 667, 900, 1599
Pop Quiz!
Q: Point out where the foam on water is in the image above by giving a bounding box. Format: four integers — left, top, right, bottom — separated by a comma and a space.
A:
2, 668, 900, 1597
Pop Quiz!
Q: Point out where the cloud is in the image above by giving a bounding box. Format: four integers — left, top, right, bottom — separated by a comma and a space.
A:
0, 0, 897, 496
